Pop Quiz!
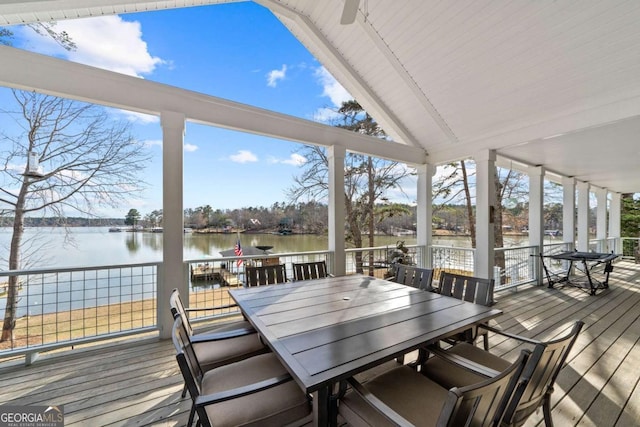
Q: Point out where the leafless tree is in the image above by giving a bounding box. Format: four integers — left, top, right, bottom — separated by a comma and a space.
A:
0, 90, 150, 342
289, 101, 413, 275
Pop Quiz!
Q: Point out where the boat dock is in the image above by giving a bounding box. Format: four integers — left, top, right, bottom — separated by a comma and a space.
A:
190, 264, 243, 287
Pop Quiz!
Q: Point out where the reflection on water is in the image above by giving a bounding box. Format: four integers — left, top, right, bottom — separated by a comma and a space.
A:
125, 233, 140, 253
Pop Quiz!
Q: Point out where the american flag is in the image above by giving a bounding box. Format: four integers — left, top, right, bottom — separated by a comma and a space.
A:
234, 238, 243, 267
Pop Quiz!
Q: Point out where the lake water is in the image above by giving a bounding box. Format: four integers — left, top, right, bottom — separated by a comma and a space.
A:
0, 227, 537, 318
0, 226, 543, 269
0, 226, 485, 269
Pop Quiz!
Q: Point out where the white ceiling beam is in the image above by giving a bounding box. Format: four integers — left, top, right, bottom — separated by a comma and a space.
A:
0, 45, 425, 165
355, 8, 458, 145
0, 0, 233, 25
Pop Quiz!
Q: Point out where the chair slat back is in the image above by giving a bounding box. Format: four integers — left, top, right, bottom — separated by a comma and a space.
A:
505, 321, 584, 425
169, 288, 193, 336
439, 272, 494, 306
440, 350, 530, 427
392, 264, 435, 291
395, 264, 408, 284
292, 261, 328, 281
245, 264, 288, 287
172, 317, 204, 398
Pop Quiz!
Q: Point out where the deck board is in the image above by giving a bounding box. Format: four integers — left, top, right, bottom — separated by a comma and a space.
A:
1, 261, 639, 426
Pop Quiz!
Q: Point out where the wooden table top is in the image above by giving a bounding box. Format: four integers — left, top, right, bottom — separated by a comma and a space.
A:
229, 275, 502, 393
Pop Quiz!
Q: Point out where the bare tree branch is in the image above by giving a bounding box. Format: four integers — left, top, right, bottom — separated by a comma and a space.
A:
0, 90, 151, 342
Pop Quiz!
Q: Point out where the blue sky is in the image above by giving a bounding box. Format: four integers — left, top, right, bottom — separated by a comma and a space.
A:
3, 2, 399, 218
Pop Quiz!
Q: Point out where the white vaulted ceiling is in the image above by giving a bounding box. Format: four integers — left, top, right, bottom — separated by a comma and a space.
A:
2, 0, 640, 193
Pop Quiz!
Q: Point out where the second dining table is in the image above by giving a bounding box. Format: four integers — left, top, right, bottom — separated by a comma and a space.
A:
229, 274, 502, 426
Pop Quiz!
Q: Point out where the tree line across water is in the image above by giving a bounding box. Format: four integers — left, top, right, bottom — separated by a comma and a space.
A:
0, 199, 611, 237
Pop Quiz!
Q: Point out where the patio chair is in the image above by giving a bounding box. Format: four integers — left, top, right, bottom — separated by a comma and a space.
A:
169, 288, 255, 341
169, 289, 266, 369
421, 321, 584, 427
292, 260, 329, 281
437, 272, 495, 350
171, 317, 312, 427
389, 264, 436, 364
391, 264, 435, 291
337, 349, 531, 427
245, 264, 288, 287
169, 288, 268, 423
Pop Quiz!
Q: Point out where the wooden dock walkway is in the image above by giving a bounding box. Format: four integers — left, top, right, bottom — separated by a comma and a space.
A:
1, 261, 640, 426
190, 265, 242, 287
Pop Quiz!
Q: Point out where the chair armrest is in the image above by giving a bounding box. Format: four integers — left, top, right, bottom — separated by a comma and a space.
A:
477, 324, 541, 345
347, 377, 414, 427
195, 373, 293, 406
190, 326, 255, 343
426, 345, 501, 378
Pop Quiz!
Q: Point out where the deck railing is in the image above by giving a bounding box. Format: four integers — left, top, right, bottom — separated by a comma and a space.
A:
0, 262, 158, 362
185, 251, 332, 322
431, 245, 475, 279
2, 239, 625, 362
344, 244, 423, 279
620, 237, 639, 260
494, 245, 537, 290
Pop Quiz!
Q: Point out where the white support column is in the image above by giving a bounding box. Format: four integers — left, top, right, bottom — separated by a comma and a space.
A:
416, 163, 434, 268
328, 145, 346, 276
576, 181, 590, 252
595, 187, 608, 252
562, 177, 576, 247
528, 166, 544, 284
609, 192, 621, 253
474, 150, 496, 280
528, 166, 545, 249
159, 111, 185, 339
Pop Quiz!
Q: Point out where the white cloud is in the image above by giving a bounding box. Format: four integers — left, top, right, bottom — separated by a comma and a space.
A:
313, 107, 341, 123
230, 150, 258, 163
314, 66, 351, 107
184, 143, 198, 152
282, 153, 307, 166
268, 153, 307, 166
143, 139, 163, 148
267, 64, 287, 87
19, 16, 164, 77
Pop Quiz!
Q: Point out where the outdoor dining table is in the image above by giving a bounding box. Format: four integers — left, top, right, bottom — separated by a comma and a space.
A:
229, 274, 503, 426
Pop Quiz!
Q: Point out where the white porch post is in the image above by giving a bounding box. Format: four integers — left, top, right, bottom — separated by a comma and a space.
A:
474, 150, 496, 279
416, 163, 434, 268
577, 181, 590, 252
595, 187, 608, 252
562, 177, 576, 247
609, 192, 621, 253
328, 145, 346, 276
528, 166, 544, 284
159, 111, 185, 339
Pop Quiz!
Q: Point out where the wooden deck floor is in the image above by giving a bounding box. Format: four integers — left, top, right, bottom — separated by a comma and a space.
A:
1, 261, 640, 426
